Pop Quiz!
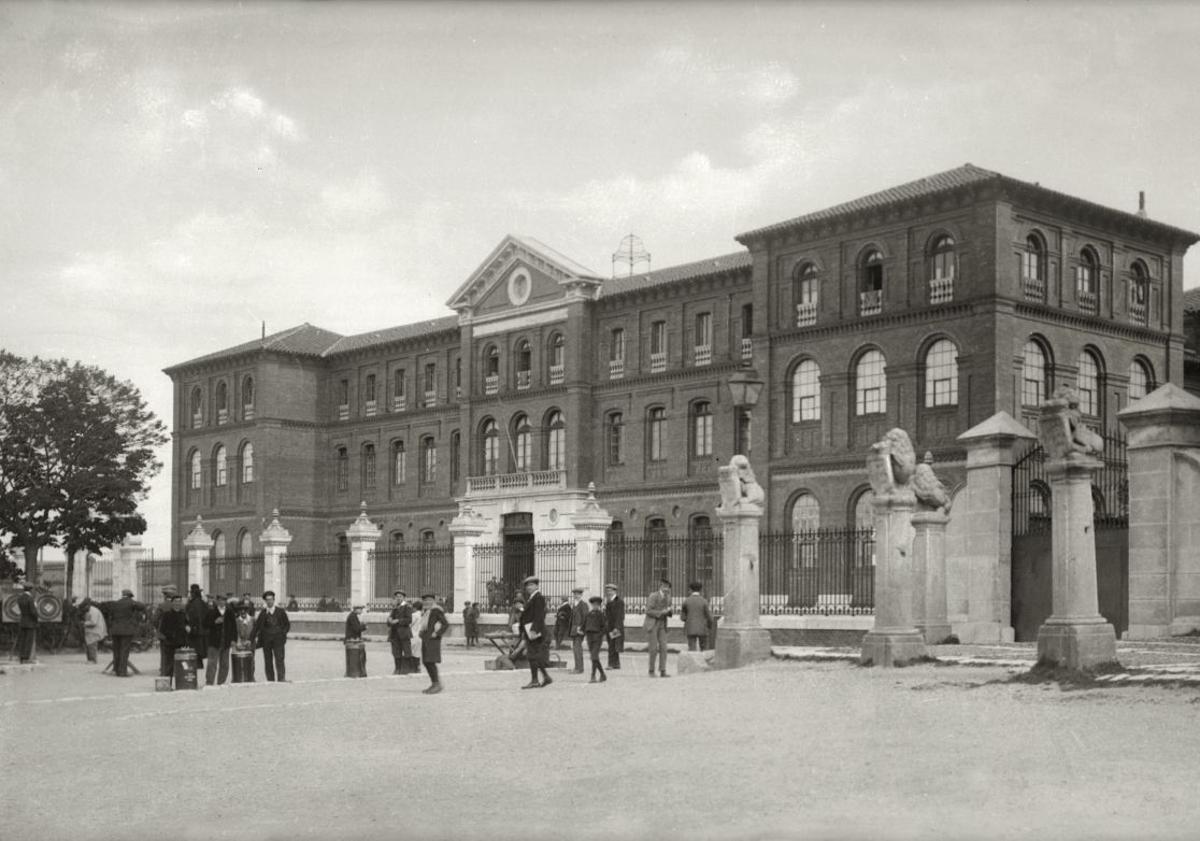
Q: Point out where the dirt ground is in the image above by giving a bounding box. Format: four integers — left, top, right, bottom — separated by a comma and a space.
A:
4, 640, 1200, 841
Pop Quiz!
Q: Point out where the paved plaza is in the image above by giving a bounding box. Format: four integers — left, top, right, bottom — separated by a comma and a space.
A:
5, 639, 1200, 841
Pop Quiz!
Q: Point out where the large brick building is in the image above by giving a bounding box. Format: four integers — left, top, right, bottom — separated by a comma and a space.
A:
165, 164, 1196, 571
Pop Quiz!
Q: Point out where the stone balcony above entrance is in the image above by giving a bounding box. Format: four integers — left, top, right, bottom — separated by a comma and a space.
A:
465, 468, 566, 497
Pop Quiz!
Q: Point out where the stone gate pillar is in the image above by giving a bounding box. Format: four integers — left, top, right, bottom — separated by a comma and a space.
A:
1118, 384, 1200, 638
449, 504, 489, 611
115, 536, 151, 599
572, 484, 613, 598
346, 503, 381, 607
860, 487, 925, 666
259, 510, 292, 599
714, 457, 772, 669
912, 509, 952, 644
954, 412, 1034, 643
183, 516, 212, 592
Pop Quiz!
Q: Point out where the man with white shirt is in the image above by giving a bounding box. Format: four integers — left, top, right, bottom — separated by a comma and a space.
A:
253, 590, 290, 682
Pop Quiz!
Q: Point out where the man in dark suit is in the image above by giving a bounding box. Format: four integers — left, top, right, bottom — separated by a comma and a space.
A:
157, 594, 190, 682
205, 595, 235, 685
569, 587, 588, 674
643, 578, 673, 678
104, 589, 147, 677
518, 575, 553, 690
345, 604, 368, 678
553, 596, 571, 650
418, 592, 448, 694
604, 583, 625, 670
387, 589, 414, 674
184, 584, 208, 671
253, 590, 290, 681
681, 581, 713, 651
15, 582, 38, 663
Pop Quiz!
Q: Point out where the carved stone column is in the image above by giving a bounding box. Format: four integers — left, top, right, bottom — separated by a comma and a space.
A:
346, 503, 381, 607
449, 503, 489, 610
713, 458, 772, 669
259, 510, 292, 599
182, 516, 212, 592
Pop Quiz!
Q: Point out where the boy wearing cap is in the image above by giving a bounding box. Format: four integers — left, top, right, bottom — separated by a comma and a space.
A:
583, 595, 609, 683
569, 587, 588, 673
518, 575, 553, 689
253, 590, 290, 682
604, 583, 625, 670
387, 590, 414, 674
418, 593, 449, 694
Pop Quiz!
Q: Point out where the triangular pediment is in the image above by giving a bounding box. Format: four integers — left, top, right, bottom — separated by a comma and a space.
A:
446, 235, 604, 318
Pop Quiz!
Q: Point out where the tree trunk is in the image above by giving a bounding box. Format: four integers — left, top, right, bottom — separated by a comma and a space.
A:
65, 549, 77, 599
23, 543, 39, 582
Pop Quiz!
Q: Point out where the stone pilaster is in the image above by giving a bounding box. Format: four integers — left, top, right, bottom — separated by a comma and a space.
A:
182, 516, 212, 592
953, 412, 1035, 643
346, 503, 381, 607
1118, 384, 1200, 638
259, 509, 292, 599
912, 510, 952, 644
860, 489, 926, 666
714, 499, 772, 669
572, 483, 613, 598
449, 503, 489, 610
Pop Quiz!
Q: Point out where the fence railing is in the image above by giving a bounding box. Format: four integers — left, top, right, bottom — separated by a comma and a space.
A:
136, 558, 188, 604
208, 556, 265, 596
284, 552, 350, 605
473, 540, 577, 609
374, 545, 454, 603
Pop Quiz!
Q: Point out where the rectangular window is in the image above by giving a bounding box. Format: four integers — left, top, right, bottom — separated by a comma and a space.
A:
693, 414, 712, 457
694, 312, 712, 366
650, 321, 667, 373
422, 441, 437, 483
608, 416, 624, 465
423, 363, 436, 406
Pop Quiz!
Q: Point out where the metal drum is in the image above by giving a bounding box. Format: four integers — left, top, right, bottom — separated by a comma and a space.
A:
173, 647, 199, 690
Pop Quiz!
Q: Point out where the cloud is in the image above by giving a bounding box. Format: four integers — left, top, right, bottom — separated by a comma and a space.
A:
648, 46, 800, 107
319, 170, 392, 224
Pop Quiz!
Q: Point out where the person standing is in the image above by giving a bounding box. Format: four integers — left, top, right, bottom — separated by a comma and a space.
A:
81, 598, 107, 664
387, 590, 414, 674
15, 582, 38, 663
157, 594, 189, 681
418, 593, 448, 694
104, 589, 146, 677
468, 602, 482, 646
643, 578, 673, 678
345, 604, 368, 677
253, 590, 290, 682
604, 583, 625, 670
154, 584, 179, 677
461, 601, 475, 647
205, 595, 234, 685
518, 575, 553, 689
185, 584, 208, 671
582, 595, 608, 683
553, 596, 571, 650
232, 599, 257, 682
569, 587, 587, 674
681, 581, 713, 651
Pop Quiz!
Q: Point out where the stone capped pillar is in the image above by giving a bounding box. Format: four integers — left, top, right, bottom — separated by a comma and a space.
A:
259, 509, 292, 599
346, 503, 381, 607
713, 457, 772, 669
572, 483, 614, 598
954, 412, 1034, 643
182, 516, 212, 592
115, 537, 151, 599
860, 487, 925, 666
1118, 384, 1200, 638
1035, 389, 1117, 669
449, 504, 490, 610
912, 509, 952, 644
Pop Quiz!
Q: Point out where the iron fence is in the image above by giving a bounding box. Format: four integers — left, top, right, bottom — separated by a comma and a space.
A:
209, 556, 264, 597
600, 533, 723, 610
1012, 429, 1128, 535
284, 552, 350, 606
473, 540, 578, 608
758, 528, 875, 613
136, 558, 187, 603
374, 545, 454, 604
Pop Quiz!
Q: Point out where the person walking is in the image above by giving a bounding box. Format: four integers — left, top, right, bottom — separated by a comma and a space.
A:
104, 589, 146, 677
518, 575, 553, 689
643, 578, 673, 678
681, 581, 713, 651
253, 590, 290, 682
387, 590, 414, 674
15, 582, 38, 663
569, 587, 587, 674
583, 595, 608, 683
205, 595, 234, 685
604, 583, 625, 670
418, 593, 449, 694
81, 598, 107, 664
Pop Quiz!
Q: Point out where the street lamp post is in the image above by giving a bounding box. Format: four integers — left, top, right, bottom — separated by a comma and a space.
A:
727, 367, 764, 456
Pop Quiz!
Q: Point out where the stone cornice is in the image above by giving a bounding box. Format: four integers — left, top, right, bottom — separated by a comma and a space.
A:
590, 360, 743, 395
768, 450, 967, 476
1011, 298, 1172, 343
596, 266, 752, 311
770, 301, 976, 344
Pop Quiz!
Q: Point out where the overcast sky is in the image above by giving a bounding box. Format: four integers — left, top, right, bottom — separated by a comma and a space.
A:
3, 0, 1199, 559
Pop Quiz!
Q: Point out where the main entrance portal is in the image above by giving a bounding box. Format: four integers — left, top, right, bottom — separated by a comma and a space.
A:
502, 512, 535, 596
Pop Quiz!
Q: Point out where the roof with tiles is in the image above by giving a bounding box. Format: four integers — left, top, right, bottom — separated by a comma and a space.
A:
323, 315, 460, 356
603, 250, 752, 298
1184, 287, 1200, 314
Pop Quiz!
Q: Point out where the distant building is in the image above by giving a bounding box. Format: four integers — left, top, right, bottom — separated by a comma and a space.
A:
1183, 287, 1200, 396
165, 164, 1197, 570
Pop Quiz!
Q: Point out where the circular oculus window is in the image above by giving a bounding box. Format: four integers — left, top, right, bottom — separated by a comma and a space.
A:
507, 268, 532, 306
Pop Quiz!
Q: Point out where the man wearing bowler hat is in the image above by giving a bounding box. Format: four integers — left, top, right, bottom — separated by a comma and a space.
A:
387, 589, 414, 674
253, 590, 290, 681
104, 588, 146, 677
518, 575, 553, 689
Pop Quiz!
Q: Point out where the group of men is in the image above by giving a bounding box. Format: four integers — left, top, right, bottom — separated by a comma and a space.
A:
343, 590, 449, 694
518, 577, 628, 688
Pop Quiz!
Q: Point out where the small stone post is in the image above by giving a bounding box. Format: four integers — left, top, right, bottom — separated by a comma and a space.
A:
860, 429, 926, 666
1035, 387, 1117, 669
346, 503, 381, 607
449, 504, 489, 611
912, 510, 952, 644
572, 483, 614, 598
259, 510, 292, 599
183, 516, 212, 592
713, 456, 772, 669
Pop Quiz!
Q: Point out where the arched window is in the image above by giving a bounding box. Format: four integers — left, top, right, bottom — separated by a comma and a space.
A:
1130, 261, 1150, 320
688, 515, 716, 589
1129, 358, 1154, 401
362, 443, 376, 488
213, 445, 228, 487
242, 376, 254, 413
393, 440, 406, 484
190, 387, 203, 428
481, 419, 499, 476
421, 437, 437, 483
1077, 248, 1099, 313
364, 374, 377, 404
238, 529, 253, 559
930, 235, 956, 280
215, 381, 228, 423
791, 359, 821, 422
548, 333, 565, 384
389, 531, 405, 554
691, 401, 713, 458
607, 412, 624, 465
794, 262, 819, 326
1023, 233, 1046, 283
1022, 340, 1049, 406
190, 450, 202, 490
513, 414, 532, 472
515, 340, 532, 389
647, 407, 666, 462
450, 430, 461, 483
545, 410, 565, 470
646, 517, 669, 586
1076, 350, 1101, 417
791, 493, 820, 532
924, 339, 959, 407
336, 447, 349, 491
240, 442, 254, 484
852, 488, 876, 530
213, 530, 226, 560
859, 249, 884, 315
855, 350, 887, 415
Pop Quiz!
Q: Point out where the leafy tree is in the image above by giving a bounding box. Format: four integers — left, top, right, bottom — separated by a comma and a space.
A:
0, 352, 168, 584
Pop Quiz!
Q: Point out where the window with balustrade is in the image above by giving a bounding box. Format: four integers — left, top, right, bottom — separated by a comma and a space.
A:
1130, 261, 1150, 323
241, 376, 255, 420
336, 447, 349, 491
924, 339, 959, 407
794, 262, 818, 326
393, 440, 406, 484
691, 401, 713, 458
423, 363, 436, 406
546, 410, 565, 471
213, 444, 228, 487
484, 345, 500, 395
791, 359, 821, 422
240, 441, 254, 484
216, 381, 229, 424
693, 312, 712, 366
515, 340, 532, 389
454, 357, 462, 401
607, 412, 624, 465
855, 350, 887, 415
740, 304, 754, 360
364, 374, 377, 416
859, 249, 884, 316
1076, 248, 1099, 314
647, 407, 666, 462
362, 443, 376, 489
1129, 358, 1154, 401
1076, 350, 1102, 419
609, 328, 626, 378
513, 414, 532, 472
480, 418, 499, 475
649, 321, 667, 373
548, 333, 565, 384
421, 437, 437, 484
338, 379, 349, 420
189, 449, 202, 490
190, 387, 203, 429
928, 234, 955, 304
1023, 232, 1047, 300
393, 369, 407, 411
1022, 339, 1050, 407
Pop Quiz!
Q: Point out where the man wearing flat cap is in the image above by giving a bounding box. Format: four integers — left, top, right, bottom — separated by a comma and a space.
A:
569, 586, 588, 674
387, 590, 414, 674
417, 593, 449, 694
185, 584, 209, 672
518, 575, 553, 689
644, 578, 673, 678
103, 589, 146, 677
155, 584, 179, 676
253, 590, 290, 681
604, 583, 625, 670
